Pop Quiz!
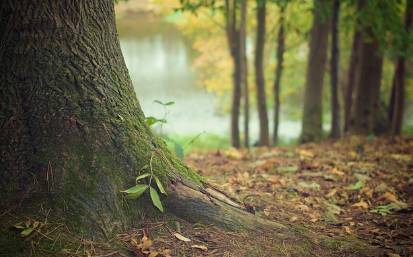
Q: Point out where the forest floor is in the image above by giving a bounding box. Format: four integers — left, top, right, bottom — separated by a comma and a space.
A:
10, 137, 412, 257
119, 136, 412, 257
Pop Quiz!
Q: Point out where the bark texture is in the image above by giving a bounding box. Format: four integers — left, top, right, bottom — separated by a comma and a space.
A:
0, 0, 259, 239
388, 0, 413, 136
225, 0, 242, 148
349, 31, 383, 134
254, 0, 270, 146
343, 31, 361, 133
301, 0, 330, 143
239, 0, 250, 148
330, 0, 341, 138
273, 5, 286, 145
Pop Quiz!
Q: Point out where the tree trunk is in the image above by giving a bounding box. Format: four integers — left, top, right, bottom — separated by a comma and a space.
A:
330, 0, 341, 138
388, 0, 413, 136
225, 0, 242, 148
273, 5, 286, 145
300, 0, 330, 143
349, 31, 383, 134
254, 0, 270, 146
240, 0, 250, 148
343, 31, 361, 133
0, 0, 262, 239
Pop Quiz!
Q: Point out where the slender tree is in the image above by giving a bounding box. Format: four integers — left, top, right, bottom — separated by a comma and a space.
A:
330, 0, 341, 138
224, 0, 242, 148
343, 31, 361, 133
239, 0, 250, 147
273, 3, 286, 145
388, 0, 413, 136
255, 0, 270, 146
301, 0, 330, 143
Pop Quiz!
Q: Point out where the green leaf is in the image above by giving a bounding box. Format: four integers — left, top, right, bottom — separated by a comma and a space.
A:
346, 180, 364, 190
135, 173, 151, 182
121, 184, 148, 195
150, 186, 164, 212
21, 228, 33, 237
145, 116, 167, 127
154, 176, 167, 195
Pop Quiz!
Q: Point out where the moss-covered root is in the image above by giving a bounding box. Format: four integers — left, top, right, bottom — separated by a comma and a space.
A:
165, 181, 382, 257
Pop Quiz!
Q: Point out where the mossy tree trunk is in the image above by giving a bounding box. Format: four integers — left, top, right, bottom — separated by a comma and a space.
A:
0, 0, 259, 239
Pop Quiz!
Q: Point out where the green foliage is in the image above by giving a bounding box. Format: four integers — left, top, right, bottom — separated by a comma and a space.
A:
150, 186, 164, 212
145, 116, 167, 127
121, 155, 168, 212
371, 202, 407, 216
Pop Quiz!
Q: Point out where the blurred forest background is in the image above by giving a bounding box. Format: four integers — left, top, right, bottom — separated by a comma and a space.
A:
115, 0, 413, 152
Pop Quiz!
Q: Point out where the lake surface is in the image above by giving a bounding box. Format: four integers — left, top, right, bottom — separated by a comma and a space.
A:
117, 14, 302, 142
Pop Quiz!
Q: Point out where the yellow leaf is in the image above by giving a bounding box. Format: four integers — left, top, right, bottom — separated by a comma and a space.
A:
191, 244, 208, 251
141, 236, 153, 250
298, 149, 314, 158
378, 192, 398, 203
148, 251, 159, 257
352, 200, 369, 209
290, 216, 298, 222
174, 232, 191, 242
344, 226, 352, 234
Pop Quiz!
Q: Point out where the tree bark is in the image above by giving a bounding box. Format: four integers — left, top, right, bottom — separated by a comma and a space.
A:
273, 4, 286, 145
343, 31, 361, 133
349, 32, 383, 134
239, 0, 250, 148
0, 0, 262, 239
225, 0, 242, 148
330, 0, 341, 138
300, 0, 330, 143
254, 0, 270, 146
388, 0, 413, 136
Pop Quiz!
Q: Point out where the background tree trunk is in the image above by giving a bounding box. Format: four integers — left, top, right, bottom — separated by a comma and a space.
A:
240, 0, 250, 148
254, 0, 270, 146
343, 31, 361, 133
349, 32, 383, 134
388, 0, 413, 136
330, 0, 341, 138
301, 0, 330, 143
273, 4, 286, 145
225, 0, 242, 148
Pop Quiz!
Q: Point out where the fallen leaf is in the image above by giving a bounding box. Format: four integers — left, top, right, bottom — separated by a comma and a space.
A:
191, 244, 208, 251
148, 251, 158, 257
352, 200, 369, 209
344, 226, 352, 234
326, 189, 337, 197
174, 233, 191, 242
378, 192, 398, 203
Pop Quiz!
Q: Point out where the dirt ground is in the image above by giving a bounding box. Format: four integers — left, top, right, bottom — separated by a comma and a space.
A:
5, 136, 412, 257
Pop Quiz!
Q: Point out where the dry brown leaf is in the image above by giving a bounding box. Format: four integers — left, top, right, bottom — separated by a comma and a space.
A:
174, 232, 191, 242
328, 168, 345, 176
290, 216, 298, 222
326, 189, 337, 197
352, 200, 369, 209
344, 226, 352, 234
378, 192, 398, 203
387, 253, 401, 257
191, 244, 208, 251
360, 187, 373, 199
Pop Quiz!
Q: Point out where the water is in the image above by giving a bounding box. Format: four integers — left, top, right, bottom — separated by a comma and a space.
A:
117, 14, 301, 142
